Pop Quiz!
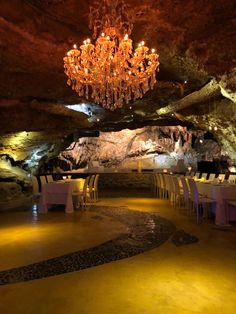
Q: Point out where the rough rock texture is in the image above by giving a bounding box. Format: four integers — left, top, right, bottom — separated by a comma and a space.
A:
98, 173, 153, 189
0, 182, 22, 202
0, 0, 235, 135
59, 126, 223, 172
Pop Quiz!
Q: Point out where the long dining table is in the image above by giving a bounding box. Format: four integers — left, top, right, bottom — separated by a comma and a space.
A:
38, 178, 85, 213
195, 180, 236, 225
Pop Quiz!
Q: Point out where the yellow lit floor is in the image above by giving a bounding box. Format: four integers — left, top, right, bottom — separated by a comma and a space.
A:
1, 191, 236, 314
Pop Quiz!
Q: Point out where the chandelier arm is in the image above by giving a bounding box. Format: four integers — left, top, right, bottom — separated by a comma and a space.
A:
63, 1, 159, 110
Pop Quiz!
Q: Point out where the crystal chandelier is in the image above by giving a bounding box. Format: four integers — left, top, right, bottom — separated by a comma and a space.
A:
63, 0, 159, 111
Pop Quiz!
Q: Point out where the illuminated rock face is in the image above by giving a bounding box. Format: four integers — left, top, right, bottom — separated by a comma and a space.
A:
61, 126, 223, 172
0, 125, 228, 210
0, 131, 71, 208
0, 157, 30, 209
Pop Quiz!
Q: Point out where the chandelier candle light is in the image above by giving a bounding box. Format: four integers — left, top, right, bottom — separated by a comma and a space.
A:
63, 0, 159, 111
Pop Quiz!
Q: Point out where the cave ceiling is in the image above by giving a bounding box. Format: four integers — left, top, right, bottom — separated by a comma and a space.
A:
0, 0, 236, 150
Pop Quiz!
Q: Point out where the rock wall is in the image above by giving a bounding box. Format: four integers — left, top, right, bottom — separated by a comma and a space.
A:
60, 126, 225, 172
98, 173, 153, 189
0, 157, 31, 210
0, 131, 71, 210
0, 125, 229, 211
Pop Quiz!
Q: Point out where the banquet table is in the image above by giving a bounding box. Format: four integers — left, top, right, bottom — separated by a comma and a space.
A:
38, 178, 85, 213
195, 181, 236, 225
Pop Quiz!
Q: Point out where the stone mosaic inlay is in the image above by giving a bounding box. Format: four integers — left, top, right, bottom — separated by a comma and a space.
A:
171, 229, 199, 246
0, 206, 175, 285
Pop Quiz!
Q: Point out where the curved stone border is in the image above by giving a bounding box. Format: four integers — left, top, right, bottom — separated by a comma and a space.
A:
0, 206, 175, 285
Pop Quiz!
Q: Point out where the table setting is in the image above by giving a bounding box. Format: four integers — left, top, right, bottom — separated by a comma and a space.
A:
195, 179, 236, 225
38, 178, 85, 213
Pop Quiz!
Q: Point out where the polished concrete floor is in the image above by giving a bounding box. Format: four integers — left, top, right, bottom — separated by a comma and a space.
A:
1, 190, 236, 314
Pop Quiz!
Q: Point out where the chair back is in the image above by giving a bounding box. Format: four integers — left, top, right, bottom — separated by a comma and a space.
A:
83, 176, 90, 194
46, 175, 53, 183
94, 174, 99, 189
164, 174, 174, 196
40, 176, 47, 191
163, 174, 170, 193
32, 176, 40, 195
208, 173, 216, 181
218, 174, 225, 182
172, 176, 181, 194
228, 174, 236, 183
201, 173, 208, 180
88, 175, 95, 192
155, 174, 161, 194
187, 178, 200, 202
180, 176, 189, 202
154, 174, 160, 188
159, 173, 165, 190
195, 172, 200, 179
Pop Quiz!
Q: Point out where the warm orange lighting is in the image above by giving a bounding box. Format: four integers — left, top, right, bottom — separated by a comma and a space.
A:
63, 0, 159, 111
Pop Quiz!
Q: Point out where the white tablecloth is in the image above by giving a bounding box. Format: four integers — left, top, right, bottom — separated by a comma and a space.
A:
38, 179, 85, 213
196, 181, 236, 225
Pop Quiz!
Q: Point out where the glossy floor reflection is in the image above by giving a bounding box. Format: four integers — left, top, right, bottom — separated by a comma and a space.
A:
0, 206, 175, 285
1, 190, 236, 314
0, 207, 126, 271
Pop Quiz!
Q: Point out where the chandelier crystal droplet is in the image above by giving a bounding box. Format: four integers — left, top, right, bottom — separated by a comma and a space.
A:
63, 0, 159, 111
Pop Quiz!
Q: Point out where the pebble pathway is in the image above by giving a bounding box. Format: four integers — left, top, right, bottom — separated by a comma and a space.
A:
0, 206, 175, 285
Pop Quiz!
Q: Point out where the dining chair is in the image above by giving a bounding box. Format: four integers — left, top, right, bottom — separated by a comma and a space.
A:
195, 172, 201, 179
152, 174, 158, 196
155, 174, 161, 198
187, 178, 216, 224
164, 175, 175, 204
31, 175, 41, 206
163, 174, 170, 202
201, 173, 208, 180
157, 174, 163, 198
217, 174, 226, 182
73, 176, 91, 210
161, 174, 169, 200
228, 174, 236, 183
77, 176, 91, 209
93, 174, 100, 202
208, 173, 216, 181
158, 174, 166, 199
87, 175, 96, 202
171, 176, 184, 208
180, 176, 191, 210
86, 174, 98, 202
46, 175, 53, 183
39, 176, 47, 192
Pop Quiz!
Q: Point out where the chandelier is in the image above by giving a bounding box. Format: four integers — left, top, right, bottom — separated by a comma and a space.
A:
63, 0, 159, 111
